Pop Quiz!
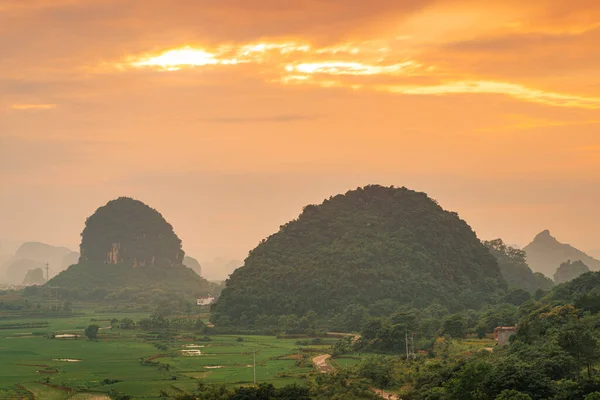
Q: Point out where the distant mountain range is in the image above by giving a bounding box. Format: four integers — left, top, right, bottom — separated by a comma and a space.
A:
589, 249, 600, 260
523, 230, 600, 277
1, 242, 79, 284
200, 257, 242, 281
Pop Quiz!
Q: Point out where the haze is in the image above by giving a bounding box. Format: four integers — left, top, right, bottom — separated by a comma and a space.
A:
1, 0, 599, 261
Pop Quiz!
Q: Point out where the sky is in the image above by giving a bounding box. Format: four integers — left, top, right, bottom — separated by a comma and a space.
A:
1, 0, 599, 261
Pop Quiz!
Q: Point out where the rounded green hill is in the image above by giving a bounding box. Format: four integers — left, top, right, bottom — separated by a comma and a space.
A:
48, 197, 211, 299
79, 197, 184, 267
212, 185, 506, 324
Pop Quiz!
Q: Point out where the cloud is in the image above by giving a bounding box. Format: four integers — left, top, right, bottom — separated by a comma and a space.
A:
1, 0, 598, 113
10, 104, 57, 110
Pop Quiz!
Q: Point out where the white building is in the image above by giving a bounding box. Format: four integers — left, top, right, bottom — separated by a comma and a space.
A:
196, 296, 215, 306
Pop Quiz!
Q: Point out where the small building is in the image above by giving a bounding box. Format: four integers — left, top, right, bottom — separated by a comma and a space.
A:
494, 326, 517, 346
196, 296, 215, 306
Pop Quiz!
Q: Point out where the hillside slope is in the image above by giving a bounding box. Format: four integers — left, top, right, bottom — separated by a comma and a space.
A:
48, 262, 213, 299
212, 185, 506, 324
484, 239, 553, 293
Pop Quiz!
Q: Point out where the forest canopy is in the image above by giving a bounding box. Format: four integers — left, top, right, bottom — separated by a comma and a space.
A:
212, 185, 507, 325
79, 197, 184, 266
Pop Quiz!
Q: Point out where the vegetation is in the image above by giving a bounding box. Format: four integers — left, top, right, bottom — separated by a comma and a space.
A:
46, 262, 216, 302
0, 310, 334, 400
79, 197, 184, 266
5, 188, 600, 399
213, 185, 507, 325
43, 197, 215, 304
554, 260, 590, 284
484, 239, 554, 293
85, 323, 99, 339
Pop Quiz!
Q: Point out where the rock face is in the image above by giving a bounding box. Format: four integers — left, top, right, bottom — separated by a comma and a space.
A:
212, 185, 506, 324
554, 260, 590, 284
79, 197, 184, 267
523, 230, 600, 277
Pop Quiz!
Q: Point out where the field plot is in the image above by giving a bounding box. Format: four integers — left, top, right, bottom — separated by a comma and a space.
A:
0, 313, 333, 399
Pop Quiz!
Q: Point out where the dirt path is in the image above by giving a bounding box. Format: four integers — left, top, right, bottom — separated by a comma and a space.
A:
312, 354, 334, 373
372, 388, 400, 400
313, 352, 401, 399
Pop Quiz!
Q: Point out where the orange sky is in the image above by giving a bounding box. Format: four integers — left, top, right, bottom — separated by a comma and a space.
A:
1, 0, 599, 260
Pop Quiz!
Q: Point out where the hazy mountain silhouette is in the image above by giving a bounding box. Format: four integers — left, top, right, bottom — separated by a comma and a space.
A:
554, 260, 590, 284
22, 268, 46, 285
1, 242, 76, 284
184, 256, 202, 276
523, 230, 600, 277
201, 257, 242, 281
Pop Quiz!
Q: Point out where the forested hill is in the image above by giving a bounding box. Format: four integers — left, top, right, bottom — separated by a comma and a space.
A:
79, 197, 184, 266
212, 185, 507, 325
45, 197, 213, 301
484, 239, 554, 293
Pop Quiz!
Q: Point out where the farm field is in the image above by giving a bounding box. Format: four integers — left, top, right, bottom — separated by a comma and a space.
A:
0, 311, 335, 399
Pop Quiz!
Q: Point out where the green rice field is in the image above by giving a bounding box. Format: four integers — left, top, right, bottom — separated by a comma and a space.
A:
0, 311, 335, 399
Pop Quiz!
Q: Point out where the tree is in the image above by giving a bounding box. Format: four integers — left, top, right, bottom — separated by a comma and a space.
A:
357, 356, 395, 392
120, 318, 135, 329
442, 314, 467, 338
484, 238, 551, 293
445, 362, 492, 400
557, 317, 600, 379
85, 324, 100, 339
495, 389, 533, 400
585, 393, 600, 400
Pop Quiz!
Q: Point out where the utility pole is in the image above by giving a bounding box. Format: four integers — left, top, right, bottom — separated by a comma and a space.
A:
405, 331, 409, 361
253, 350, 256, 384
45, 262, 50, 282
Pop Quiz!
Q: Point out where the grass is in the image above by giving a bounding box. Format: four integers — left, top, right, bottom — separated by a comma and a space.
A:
0, 312, 330, 399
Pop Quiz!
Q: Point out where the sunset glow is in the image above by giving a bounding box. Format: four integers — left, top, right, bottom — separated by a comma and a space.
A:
10, 104, 57, 110
131, 47, 239, 71
120, 36, 600, 110
2, 0, 600, 261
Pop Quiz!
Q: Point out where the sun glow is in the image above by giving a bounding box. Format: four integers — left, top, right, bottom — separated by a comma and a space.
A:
130, 47, 239, 71
285, 60, 420, 76
384, 81, 600, 109
120, 40, 600, 110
